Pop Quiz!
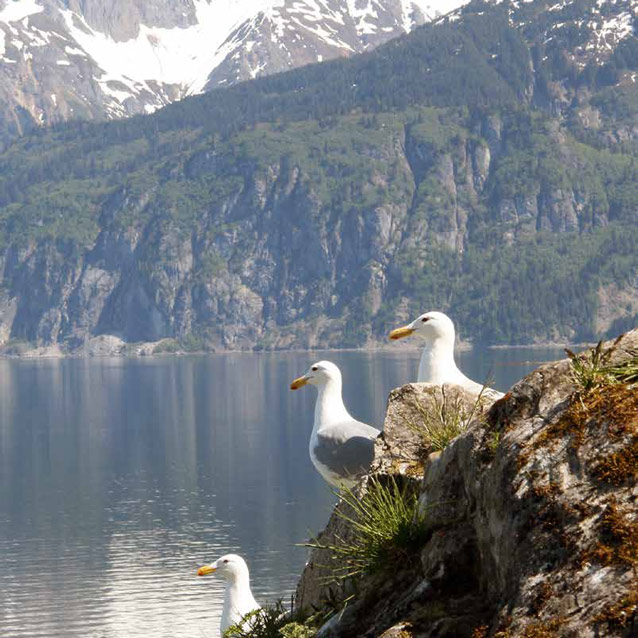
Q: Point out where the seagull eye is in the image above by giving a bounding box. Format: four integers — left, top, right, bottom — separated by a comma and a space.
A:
223, 559, 229, 564
311, 366, 318, 371
422, 317, 429, 323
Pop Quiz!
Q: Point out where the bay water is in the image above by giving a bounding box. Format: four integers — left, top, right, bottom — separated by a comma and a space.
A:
0, 347, 566, 638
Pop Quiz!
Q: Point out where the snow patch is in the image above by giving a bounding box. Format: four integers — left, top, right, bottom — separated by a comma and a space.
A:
0, 0, 43, 24
60, 0, 282, 100
0, 0, 474, 120
64, 45, 86, 57
403, 0, 469, 29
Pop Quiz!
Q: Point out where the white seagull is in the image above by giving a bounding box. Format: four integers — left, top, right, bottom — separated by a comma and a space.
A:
389, 311, 503, 398
197, 554, 261, 636
290, 360, 381, 489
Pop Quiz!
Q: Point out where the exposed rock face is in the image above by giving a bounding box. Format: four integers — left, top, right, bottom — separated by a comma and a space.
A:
295, 382, 494, 627
2, 108, 633, 354
2, 1, 638, 352
296, 330, 638, 637
0, 0, 464, 144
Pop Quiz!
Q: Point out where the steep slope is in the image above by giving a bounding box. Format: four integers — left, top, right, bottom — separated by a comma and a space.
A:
1, 0, 638, 353
0, 0, 465, 145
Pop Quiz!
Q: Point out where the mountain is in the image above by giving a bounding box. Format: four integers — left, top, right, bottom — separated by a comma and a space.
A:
1, 0, 638, 354
0, 0, 464, 145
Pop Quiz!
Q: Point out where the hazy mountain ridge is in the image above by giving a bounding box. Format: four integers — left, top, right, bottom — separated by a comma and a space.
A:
0, 0, 464, 145
1, 0, 638, 353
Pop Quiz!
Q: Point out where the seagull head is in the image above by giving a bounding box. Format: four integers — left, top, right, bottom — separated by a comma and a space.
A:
290, 360, 341, 390
197, 554, 250, 582
389, 311, 456, 343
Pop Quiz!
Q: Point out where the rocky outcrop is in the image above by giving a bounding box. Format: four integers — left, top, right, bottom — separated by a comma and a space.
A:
296, 330, 638, 637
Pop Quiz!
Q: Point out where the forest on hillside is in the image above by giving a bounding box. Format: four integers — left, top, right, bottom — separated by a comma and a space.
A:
0, 0, 637, 349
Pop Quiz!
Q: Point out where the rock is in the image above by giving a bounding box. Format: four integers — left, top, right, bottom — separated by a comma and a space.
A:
296, 381, 495, 628
295, 331, 638, 637
84, 334, 126, 356
373, 382, 493, 475
377, 624, 412, 638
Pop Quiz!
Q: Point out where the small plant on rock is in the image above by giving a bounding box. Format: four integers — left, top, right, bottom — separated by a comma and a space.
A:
606, 348, 638, 385
306, 475, 429, 582
566, 340, 618, 392
566, 338, 638, 393
224, 601, 318, 638
406, 384, 490, 453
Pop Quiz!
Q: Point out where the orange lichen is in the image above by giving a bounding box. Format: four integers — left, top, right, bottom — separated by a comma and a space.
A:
520, 618, 566, 638
539, 383, 637, 447
518, 383, 638, 478
494, 618, 567, 638
529, 581, 555, 615
592, 588, 638, 630
583, 499, 638, 567
592, 436, 638, 486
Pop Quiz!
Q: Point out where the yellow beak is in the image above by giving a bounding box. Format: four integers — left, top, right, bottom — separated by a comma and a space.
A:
389, 326, 416, 340
290, 376, 309, 390
197, 565, 217, 577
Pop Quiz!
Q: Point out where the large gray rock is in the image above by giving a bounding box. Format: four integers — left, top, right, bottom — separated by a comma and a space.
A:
372, 382, 493, 474
296, 381, 492, 621
295, 331, 638, 637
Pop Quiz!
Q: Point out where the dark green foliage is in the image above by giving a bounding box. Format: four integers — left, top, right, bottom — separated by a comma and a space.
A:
307, 476, 429, 581
224, 602, 318, 638
2, 0, 638, 346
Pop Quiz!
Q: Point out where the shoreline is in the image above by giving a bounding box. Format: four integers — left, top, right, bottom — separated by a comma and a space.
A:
0, 338, 590, 360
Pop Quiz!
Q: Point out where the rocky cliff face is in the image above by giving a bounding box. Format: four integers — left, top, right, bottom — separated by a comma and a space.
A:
0, 0, 464, 145
296, 331, 638, 637
2, 0, 638, 353
0, 105, 636, 353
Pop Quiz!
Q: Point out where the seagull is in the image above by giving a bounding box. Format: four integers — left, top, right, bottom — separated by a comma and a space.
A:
389, 311, 503, 398
197, 554, 261, 636
290, 360, 381, 489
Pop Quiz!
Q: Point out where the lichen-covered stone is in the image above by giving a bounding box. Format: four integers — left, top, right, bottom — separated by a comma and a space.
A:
296, 330, 638, 637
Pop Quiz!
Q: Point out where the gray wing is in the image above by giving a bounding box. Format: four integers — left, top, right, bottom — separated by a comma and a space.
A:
313, 421, 380, 480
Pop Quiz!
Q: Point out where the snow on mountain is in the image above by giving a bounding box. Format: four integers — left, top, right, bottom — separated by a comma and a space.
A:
4, 0, 633, 144
439, 0, 638, 68
0, 0, 43, 22
0, 0, 467, 138
60, 0, 276, 99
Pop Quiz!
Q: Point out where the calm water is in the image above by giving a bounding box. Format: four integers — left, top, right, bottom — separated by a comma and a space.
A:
0, 347, 566, 638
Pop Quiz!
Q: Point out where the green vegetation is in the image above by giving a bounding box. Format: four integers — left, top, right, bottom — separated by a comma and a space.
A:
405, 387, 489, 453
225, 603, 319, 638
2, 1, 638, 346
566, 341, 621, 393
307, 476, 429, 582
152, 339, 181, 354
567, 340, 638, 392
606, 349, 638, 385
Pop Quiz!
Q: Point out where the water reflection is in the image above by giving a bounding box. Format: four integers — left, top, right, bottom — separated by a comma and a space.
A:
0, 348, 566, 637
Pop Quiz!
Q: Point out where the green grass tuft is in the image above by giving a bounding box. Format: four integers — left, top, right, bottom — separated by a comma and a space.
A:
306, 475, 429, 582
567, 340, 638, 392
566, 340, 618, 392
405, 385, 490, 453
605, 348, 638, 385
